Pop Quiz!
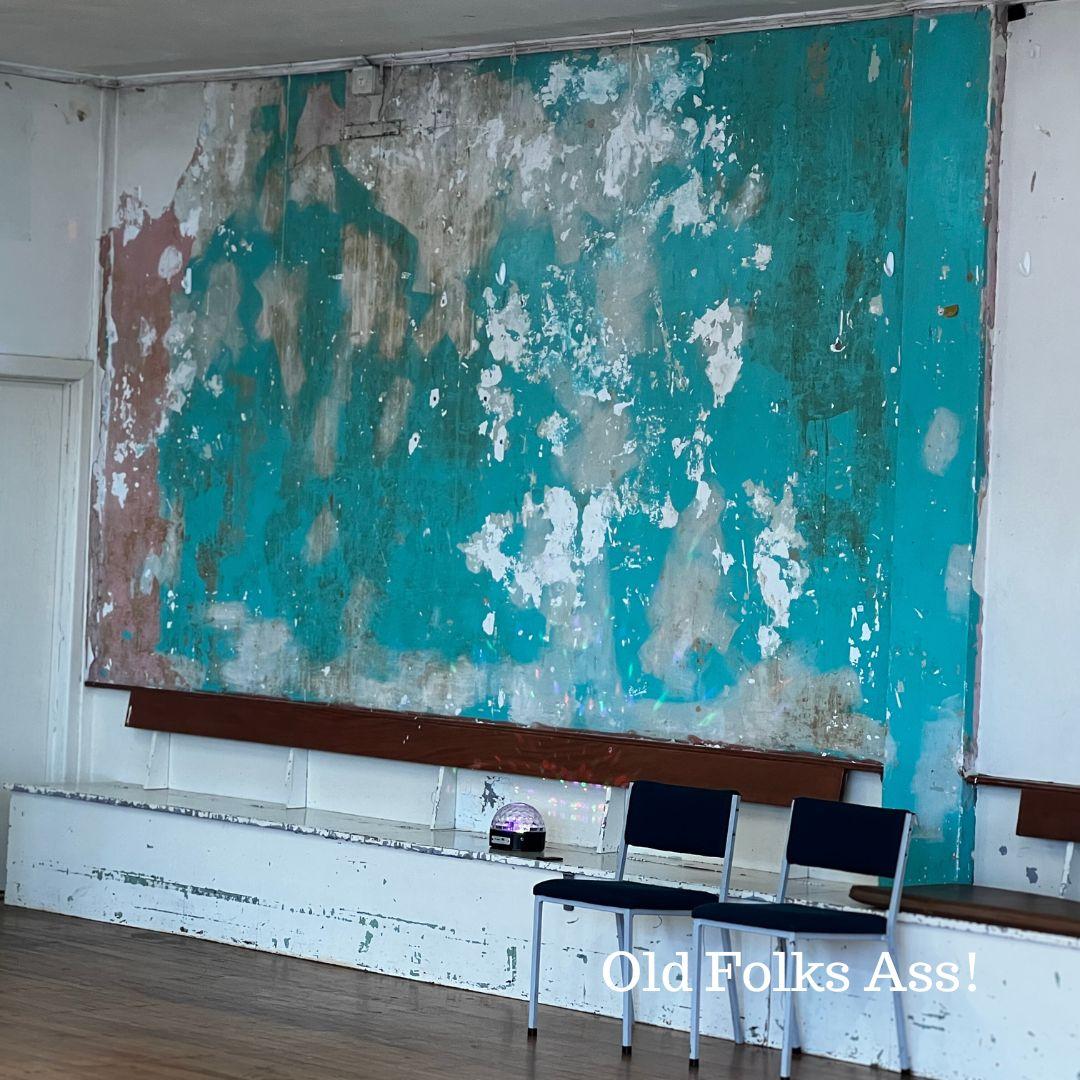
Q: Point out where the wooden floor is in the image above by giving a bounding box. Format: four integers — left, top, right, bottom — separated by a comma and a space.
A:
0, 904, 878, 1079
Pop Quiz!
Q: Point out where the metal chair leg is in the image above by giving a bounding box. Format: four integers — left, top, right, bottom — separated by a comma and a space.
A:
789, 938, 801, 1054
888, 939, 911, 1074
527, 897, 543, 1038
720, 927, 742, 1044
779, 939, 796, 1079
689, 920, 703, 1067
615, 911, 634, 1054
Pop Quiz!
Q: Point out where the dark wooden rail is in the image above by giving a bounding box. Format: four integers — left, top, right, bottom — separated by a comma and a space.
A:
965, 772, 1080, 842
96, 683, 884, 807
850, 884, 1080, 938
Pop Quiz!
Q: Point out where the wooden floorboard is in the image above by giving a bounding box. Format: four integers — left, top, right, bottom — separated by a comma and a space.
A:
0, 904, 879, 1079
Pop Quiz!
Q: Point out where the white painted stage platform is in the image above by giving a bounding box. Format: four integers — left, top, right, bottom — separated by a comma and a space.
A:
6, 783, 1079, 1079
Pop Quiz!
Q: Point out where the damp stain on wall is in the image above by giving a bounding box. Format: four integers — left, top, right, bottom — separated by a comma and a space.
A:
88, 14, 996, 875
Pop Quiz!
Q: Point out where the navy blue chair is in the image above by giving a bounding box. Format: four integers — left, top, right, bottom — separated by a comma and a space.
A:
528, 781, 741, 1055
689, 797, 914, 1078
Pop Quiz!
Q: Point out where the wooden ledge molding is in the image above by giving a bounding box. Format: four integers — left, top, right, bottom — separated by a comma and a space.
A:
850, 883, 1080, 939
965, 773, 1080, 843
104, 684, 884, 807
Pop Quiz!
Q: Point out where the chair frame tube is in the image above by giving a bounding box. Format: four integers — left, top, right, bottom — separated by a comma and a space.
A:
689, 809, 915, 1079
529, 786, 741, 1055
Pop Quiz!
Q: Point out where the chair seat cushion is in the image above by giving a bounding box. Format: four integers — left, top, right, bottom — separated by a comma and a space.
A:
692, 901, 886, 936
534, 877, 716, 911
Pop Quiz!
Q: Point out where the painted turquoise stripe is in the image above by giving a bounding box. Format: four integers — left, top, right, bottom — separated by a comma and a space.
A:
885, 9, 996, 884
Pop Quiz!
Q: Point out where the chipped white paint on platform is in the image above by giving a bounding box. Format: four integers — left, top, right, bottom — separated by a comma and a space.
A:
6, 786, 1080, 1080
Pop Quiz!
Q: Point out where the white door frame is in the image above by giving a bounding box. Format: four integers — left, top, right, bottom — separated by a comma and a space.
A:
0, 352, 94, 784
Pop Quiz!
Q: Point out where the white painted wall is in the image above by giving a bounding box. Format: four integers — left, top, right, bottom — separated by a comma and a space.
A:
978, 1, 1080, 789
0, 378, 66, 882
0, 75, 104, 361
965, 1, 1080, 898
0, 75, 101, 887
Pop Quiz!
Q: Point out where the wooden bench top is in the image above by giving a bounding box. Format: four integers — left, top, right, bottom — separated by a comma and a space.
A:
849, 883, 1080, 939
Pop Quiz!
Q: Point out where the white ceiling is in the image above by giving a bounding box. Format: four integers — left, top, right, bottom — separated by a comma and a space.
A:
1, 0, 887, 78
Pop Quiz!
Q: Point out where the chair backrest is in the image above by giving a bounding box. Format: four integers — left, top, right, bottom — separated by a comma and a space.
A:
783, 798, 911, 880
622, 781, 740, 877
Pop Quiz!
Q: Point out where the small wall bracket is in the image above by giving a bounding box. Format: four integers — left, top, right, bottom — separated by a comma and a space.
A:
345, 62, 401, 139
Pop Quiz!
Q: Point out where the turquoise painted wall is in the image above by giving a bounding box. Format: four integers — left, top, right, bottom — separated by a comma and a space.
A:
90, 12, 996, 881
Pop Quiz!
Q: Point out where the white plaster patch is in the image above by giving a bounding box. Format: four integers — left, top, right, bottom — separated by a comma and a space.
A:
157, 245, 184, 282
653, 173, 718, 235
911, 701, 967, 841
477, 364, 513, 462
160, 359, 198, 424
376, 376, 414, 456
483, 286, 531, 371
742, 243, 772, 271
945, 543, 973, 616
459, 485, 626, 618
540, 55, 625, 106
304, 505, 339, 564
700, 112, 729, 156
922, 407, 961, 476
651, 47, 703, 110
513, 487, 580, 607
215, 613, 301, 696
689, 299, 746, 407
110, 471, 129, 508
868, 45, 882, 83
517, 133, 555, 203
458, 513, 516, 583
580, 488, 616, 566
179, 206, 201, 239
137, 317, 157, 358
117, 191, 147, 246
743, 477, 809, 658
579, 63, 624, 104
757, 625, 780, 657
693, 479, 712, 518
537, 412, 569, 457
601, 101, 675, 200
726, 165, 764, 229
638, 485, 738, 695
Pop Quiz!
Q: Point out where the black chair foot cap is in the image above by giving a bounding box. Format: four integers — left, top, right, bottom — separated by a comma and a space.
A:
689, 1058, 700, 1070
621, 1046, 632, 1058
901, 1071, 912, 1077
792, 1047, 802, 1057
527, 1028, 537, 1040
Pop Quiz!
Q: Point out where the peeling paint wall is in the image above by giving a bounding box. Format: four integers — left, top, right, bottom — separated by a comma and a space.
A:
87, 14, 996, 880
